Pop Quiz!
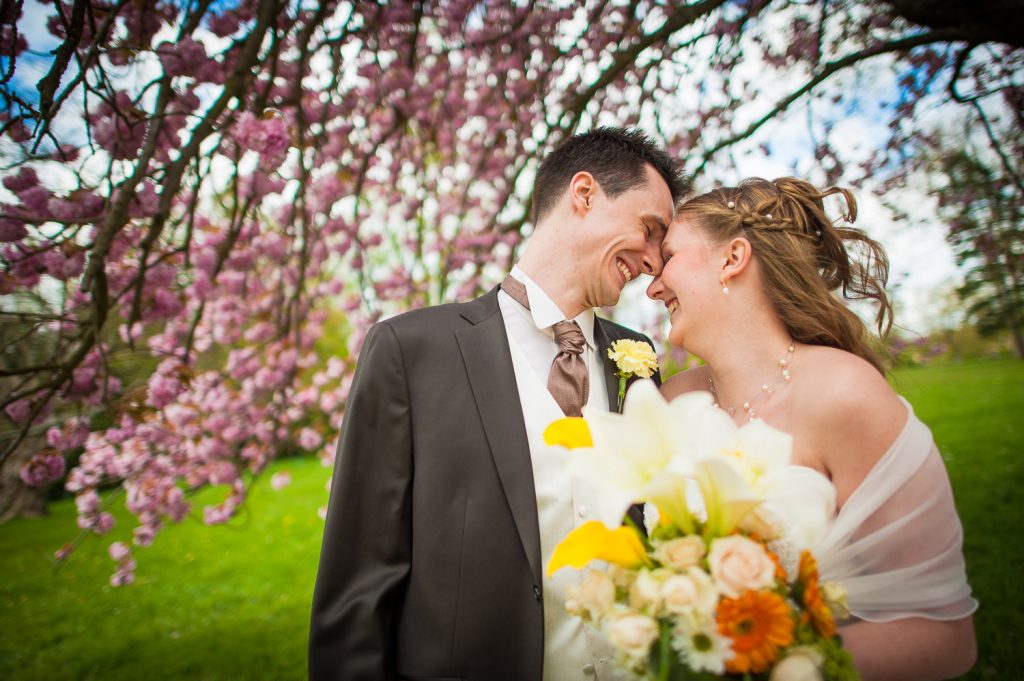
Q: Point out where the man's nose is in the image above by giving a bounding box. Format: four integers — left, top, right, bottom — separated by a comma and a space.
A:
641, 248, 663, 276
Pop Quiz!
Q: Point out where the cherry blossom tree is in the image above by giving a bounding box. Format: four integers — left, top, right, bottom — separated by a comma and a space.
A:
0, 0, 1019, 583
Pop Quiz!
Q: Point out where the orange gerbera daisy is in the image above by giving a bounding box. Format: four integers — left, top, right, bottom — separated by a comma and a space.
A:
797, 550, 819, 584
798, 551, 836, 638
717, 591, 795, 674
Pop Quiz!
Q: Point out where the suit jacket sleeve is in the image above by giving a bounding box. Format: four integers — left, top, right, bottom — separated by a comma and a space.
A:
309, 322, 412, 681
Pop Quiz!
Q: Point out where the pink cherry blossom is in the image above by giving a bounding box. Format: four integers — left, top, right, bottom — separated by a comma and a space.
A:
297, 427, 323, 451
108, 541, 132, 562
2, 166, 38, 192
19, 452, 66, 487
0, 218, 28, 242
4, 399, 31, 423
158, 37, 207, 78
94, 512, 116, 535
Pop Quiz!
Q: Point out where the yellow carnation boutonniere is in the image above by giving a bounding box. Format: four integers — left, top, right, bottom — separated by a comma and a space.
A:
607, 339, 658, 412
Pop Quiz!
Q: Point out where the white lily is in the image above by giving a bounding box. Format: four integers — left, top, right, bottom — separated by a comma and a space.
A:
755, 465, 836, 551
670, 394, 835, 545
558, 380, 706, 533
548, 379, 835, 546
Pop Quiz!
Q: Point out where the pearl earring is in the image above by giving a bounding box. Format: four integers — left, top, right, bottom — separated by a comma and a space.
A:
721, 279, 730, 295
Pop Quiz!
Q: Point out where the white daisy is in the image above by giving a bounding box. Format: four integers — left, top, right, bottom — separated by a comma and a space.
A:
671, 616, 734, 675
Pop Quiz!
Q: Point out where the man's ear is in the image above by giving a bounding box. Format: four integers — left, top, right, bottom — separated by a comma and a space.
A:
568, 171, 597, 214
721, 236, 752, 284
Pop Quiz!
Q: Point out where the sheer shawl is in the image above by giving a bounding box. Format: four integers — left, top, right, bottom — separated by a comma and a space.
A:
814, 398, 978, 623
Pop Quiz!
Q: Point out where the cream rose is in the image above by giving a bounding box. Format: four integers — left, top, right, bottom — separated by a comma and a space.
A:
577, 569, 616, 619
660, 568, 717, 616
738, 505, 783, 542
708, 535, 776, 598
654, 535, 706, 571
607, 339, 659, 379
565, 584, 584, 618
768, 647, 824, 681
606, 564, 636, 591
606, 612, 660, 659
628, 569, 663, 614
822, 580, 851, 620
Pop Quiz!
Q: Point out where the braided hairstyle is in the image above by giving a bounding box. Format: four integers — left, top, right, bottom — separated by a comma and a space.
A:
678, 177, 893, 373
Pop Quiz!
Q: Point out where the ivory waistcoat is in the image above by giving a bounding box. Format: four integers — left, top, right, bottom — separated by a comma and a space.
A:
506, 332, 629, 681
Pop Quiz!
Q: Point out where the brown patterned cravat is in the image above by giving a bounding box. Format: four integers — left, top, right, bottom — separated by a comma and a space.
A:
501, 274, 589, 417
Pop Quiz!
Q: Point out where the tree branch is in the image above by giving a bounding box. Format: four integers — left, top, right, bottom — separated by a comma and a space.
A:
694, 28, 968, 176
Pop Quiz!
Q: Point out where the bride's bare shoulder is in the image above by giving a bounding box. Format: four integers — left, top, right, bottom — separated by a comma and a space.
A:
794, 346, 907, 488
795, 346, 900, 410
660, 364, 711, 401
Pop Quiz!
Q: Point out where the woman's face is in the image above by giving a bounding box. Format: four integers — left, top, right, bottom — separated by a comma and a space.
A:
646, 215, 725, 349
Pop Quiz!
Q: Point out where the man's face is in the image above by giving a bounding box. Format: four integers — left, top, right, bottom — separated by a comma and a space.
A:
576, 164, 675, 309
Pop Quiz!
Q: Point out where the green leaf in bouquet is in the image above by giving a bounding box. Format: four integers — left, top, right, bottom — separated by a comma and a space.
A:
819, 634, 861, 681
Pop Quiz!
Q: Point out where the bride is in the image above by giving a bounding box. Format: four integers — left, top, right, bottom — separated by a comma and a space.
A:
646, 177, 978, 680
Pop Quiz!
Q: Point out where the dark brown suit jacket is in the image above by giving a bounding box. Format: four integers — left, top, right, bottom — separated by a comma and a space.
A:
309, 287, 658, 681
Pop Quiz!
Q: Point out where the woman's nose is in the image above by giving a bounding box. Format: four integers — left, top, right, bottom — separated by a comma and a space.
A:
646, 276, 664, 300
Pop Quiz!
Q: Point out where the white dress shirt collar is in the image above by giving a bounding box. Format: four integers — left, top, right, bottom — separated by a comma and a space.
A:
509, 265, 596, 350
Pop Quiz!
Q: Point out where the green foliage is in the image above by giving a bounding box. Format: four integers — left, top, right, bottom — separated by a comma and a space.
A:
930, 324, 1017, 362
819, 634, 860, 681
884, 322, 1016, 369
932, 145, 1024, 357
312, 306, 353, 365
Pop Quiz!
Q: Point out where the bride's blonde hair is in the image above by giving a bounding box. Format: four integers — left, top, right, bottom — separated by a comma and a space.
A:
678, 177, 893, 373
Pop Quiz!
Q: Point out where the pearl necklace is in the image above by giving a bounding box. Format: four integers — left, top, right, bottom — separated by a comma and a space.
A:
707, 343, 795, 421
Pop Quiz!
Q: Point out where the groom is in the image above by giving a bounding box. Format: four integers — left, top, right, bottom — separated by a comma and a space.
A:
309, 128, 688, 681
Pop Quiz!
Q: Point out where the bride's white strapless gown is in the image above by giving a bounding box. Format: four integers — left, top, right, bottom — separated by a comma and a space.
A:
813, 398, 978, 622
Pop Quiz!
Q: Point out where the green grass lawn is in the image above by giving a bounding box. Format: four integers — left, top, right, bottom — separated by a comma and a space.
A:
891, 359, 1024, 680
1, 358, 1021, 680
0, 456, 332, 681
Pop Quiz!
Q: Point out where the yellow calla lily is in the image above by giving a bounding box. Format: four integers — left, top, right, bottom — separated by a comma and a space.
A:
543, 417, 593, 449
547, 520, 650, 576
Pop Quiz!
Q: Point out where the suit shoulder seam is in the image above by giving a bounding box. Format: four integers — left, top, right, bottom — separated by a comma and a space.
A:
375, 320, 415, 413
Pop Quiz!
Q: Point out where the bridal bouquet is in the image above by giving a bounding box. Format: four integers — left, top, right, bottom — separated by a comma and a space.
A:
544, 381, 859, 680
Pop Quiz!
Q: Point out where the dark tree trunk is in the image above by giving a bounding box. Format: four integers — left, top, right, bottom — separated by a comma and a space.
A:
885, 0, 1024, 48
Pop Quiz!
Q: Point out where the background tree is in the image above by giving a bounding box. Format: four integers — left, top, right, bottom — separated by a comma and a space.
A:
932, 129, 1023, 357
0, 0, 1020, 583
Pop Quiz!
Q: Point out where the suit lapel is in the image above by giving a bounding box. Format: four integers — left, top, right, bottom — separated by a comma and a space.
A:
593, 317, 622, 412
594, 316, 650, 532
456, 289, 543, 586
